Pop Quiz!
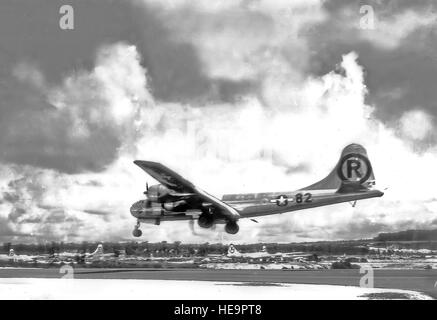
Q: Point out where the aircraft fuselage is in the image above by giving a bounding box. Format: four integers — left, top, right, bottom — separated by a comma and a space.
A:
131, 187, 383, 222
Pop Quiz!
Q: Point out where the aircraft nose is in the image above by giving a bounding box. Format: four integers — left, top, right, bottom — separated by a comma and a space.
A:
130, 201, 142, 218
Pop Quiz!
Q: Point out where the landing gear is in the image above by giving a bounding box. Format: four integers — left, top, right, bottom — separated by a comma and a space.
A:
133, 221, 142, 237
198, 213, 214, 229
225, 221, 239, 234
133, 229, 142, 237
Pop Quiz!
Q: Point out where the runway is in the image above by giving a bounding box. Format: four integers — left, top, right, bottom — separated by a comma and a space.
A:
0, 268, 436, 298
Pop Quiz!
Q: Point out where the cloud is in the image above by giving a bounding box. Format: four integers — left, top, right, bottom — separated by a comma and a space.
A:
398, 109, 434, 141
305, 0, 437, 126
0, 161, 138, 242
321, 2, 437, 51
144, 0, 326, 84
359, 9, 437, 50
0, 43, 151, 173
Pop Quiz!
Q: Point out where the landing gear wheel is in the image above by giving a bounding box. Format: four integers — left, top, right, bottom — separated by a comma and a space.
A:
225, 222, 239, 234
133, 220, 142, 237
198, 213, 214, 228
133, 228, 142, 237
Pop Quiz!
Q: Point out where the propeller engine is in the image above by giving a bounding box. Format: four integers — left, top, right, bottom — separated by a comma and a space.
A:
142, 183, 170, 202
162, 200, 187, 211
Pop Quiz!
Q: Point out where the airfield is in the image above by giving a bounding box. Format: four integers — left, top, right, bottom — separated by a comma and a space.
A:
1, 241, 437, 299
0, 267, 435, 299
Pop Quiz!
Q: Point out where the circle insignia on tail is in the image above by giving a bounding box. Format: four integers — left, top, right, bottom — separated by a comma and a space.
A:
337, 153, 372, 183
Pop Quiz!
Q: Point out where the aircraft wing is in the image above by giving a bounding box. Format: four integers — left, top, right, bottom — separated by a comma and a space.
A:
134, 161, 240, 221
134, 160, 196, 193
195, 188, 241, 222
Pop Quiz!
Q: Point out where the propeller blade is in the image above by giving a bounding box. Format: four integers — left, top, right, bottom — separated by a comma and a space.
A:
216, 231, 224, 242
189, 219, 197, 236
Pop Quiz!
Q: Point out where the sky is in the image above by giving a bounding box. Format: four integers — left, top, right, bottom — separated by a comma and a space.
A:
0, 0, 436, 244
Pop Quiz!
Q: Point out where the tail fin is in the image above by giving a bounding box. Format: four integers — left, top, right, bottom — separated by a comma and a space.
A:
91, 244, 104, 257
304, 143, 376, 193
227, 244, 241, 257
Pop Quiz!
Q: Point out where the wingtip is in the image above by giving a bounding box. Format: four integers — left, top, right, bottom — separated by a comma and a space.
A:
133, 160, 148, 167
133, 160, 161, 167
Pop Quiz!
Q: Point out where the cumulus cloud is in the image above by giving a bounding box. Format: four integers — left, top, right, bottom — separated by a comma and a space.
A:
359, 9, 437, 50
0, 43, 151, 174
398, 109, 434, 142
145, 0, 326, 83
305, 0, 437, 128
0, 43, 153, 241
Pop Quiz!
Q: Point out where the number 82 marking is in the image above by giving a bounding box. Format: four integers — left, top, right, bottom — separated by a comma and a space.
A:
295, 192, 312, 203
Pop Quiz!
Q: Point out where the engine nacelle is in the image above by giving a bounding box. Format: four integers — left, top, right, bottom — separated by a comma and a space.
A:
146, 184, 170, 202
162, 200, 187, 211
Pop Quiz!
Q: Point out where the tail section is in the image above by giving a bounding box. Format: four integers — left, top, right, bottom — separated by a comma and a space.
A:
8, 249, 17, 262
91, 244, 104, 257
227, 244, 242, 257
304, 143, 376, 193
